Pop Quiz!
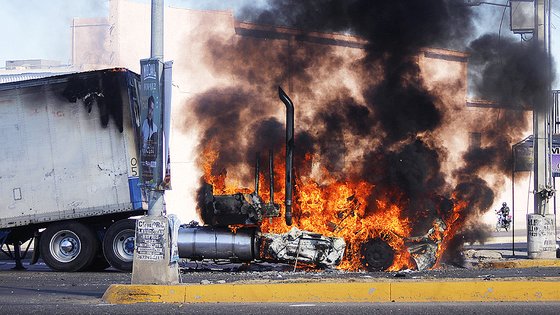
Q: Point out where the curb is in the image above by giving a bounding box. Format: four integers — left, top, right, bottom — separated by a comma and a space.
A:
475, 259, 560, 269
103, 280, 560, 304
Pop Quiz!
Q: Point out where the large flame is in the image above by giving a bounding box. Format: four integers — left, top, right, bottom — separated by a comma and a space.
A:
199, 147, 476, 271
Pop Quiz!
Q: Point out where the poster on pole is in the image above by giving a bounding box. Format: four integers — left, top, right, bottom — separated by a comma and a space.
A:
139, 58, 164, 189
513, 144, 533, 172
551, 148, 560, 176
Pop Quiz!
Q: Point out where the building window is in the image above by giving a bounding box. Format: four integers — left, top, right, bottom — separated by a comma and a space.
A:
469, 132, 481, 149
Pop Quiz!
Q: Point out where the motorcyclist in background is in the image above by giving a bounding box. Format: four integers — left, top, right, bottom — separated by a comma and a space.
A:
496, 202, 512, 231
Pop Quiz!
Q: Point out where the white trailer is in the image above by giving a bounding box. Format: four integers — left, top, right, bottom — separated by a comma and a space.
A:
0, 69, 144, 272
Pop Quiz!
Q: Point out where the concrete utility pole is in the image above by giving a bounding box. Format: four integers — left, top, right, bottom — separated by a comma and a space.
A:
527, 0, 557, 259
151, 0, 164, 60
131, 0, 180, 284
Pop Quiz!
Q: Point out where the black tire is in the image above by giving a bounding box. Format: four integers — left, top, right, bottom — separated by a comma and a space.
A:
39, 221, 98, 272
102, 219, 136, 272
85, 241, 111, 271
360, 238, 395, 271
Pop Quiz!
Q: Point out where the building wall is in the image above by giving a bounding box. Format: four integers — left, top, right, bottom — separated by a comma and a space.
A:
72, 18, 114, 69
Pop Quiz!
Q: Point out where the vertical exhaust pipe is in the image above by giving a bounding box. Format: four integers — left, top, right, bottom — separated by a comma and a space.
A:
255, 152, 260, 195
269, 149, 274, 204
278, 87, 294, 226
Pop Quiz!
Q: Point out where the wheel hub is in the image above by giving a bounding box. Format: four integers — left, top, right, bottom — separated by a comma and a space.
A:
113, 230, 135, 262
123, 237, 135, 255
60, 238, 76, 254
49, 230, 81, 263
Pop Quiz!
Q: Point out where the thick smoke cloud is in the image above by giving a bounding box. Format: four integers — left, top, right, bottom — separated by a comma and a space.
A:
184, 0, 554, 263
191, 88, 276, 180
468, 34, 555, 111
240, 0, 474, 57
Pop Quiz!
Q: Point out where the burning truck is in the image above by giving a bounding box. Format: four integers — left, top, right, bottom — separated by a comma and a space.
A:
176, 88, 347, 269
178, 88, 457, 272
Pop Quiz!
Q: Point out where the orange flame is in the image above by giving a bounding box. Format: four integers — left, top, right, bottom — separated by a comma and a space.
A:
200, 149, 464, 271
433, 196, 469, 267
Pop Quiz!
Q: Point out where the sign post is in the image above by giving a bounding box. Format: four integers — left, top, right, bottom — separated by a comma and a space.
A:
527, 0, 556, 260
131, 0, 179, 284
131, 58, 178, 285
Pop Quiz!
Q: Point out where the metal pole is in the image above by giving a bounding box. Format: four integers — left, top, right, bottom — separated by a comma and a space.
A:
527, 0, 556, 259
512, 145, 515, 256
151, 0, 164, 60
269, 149, 274, 205
132, 0, 178, 285
146, 0, 164, 217
533, 0, 547, 217
279, 87, 294, 226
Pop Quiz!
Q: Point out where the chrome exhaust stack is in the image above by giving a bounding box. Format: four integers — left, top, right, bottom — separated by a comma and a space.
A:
278, 87, 294, 226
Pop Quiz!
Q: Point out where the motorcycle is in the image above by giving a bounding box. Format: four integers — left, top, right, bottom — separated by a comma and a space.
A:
495, 211, 512, 232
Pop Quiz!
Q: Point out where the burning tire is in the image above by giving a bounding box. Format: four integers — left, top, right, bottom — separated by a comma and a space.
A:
360, 238, 395, 271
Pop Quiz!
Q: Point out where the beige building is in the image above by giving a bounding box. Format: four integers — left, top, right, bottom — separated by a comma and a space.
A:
72, 0, 534, 230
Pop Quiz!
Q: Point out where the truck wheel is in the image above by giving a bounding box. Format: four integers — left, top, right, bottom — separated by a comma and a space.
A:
85, 240, 111, 271
87, 253, 111, 271
103, 219, 136, 272
39, 221, 98, 272
360, 238, 395, 271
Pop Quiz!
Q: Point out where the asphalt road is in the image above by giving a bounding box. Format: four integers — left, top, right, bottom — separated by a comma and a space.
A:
0, 264, 559, 315
1, 230, 559, 313
2, 256, 560, 314
2, 301, 560, 315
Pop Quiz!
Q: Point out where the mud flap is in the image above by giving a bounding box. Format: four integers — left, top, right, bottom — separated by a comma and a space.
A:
30, 234, 40, 265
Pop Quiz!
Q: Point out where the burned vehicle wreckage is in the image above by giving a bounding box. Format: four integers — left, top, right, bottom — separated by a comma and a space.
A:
177, 88, 447, 272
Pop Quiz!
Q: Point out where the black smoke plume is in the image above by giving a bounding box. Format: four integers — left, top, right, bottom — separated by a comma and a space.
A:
468, 34, 555, 111
184, 0, 552, 264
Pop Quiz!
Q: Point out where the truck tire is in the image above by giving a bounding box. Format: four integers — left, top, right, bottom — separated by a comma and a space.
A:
102, 219, 136, 272
39, 221, 98, 272
87, 253, 111, 271
360, 238, 395, 271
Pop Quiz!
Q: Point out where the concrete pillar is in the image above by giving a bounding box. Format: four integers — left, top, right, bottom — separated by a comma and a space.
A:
527, 0, 557, 259
131, 192, 179, 284
527, 214, 556, 259
131, 216, 179, 284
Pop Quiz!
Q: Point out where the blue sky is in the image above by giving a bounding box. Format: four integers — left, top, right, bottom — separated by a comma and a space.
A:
0, 0, 558, 88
